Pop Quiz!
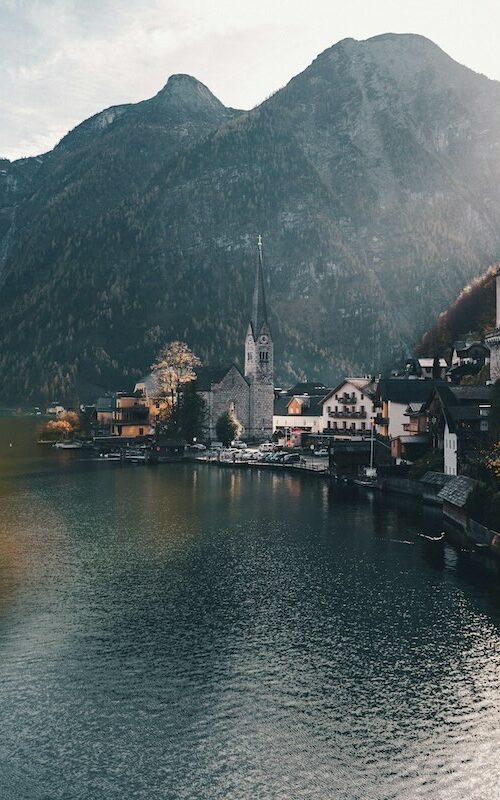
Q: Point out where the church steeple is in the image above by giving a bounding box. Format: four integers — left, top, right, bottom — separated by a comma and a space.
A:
245, 235, 273, 385
251, 234, 269, 336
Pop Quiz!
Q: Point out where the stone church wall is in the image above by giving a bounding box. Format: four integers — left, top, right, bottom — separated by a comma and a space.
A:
209, 367, 250, 440
249, 383, 274, 441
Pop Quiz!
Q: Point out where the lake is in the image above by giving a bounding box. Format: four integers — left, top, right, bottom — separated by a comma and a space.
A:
0, 418, 499, 799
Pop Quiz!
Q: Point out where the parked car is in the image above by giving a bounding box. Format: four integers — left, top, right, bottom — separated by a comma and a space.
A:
314, 448, 329, 457
231, 441, 247, 449
283, 453, 300, 463
259, 442, 274, 453
188, 443, 206, 451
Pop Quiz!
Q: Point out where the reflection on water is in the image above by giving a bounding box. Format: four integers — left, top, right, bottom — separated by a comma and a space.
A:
0, 419, 500, 799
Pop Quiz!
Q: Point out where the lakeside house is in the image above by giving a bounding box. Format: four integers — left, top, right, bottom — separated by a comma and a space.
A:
321, 378, 377, 435
110, 392, 151, 438
375, 378, 442, 440
424, 384, 492, 475
273, 382, 329, 443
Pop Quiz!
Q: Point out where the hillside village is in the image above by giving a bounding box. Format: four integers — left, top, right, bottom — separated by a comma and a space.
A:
39, 243, 500, 544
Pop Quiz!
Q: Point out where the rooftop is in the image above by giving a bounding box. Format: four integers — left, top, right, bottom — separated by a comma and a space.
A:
438, 475, 477, 508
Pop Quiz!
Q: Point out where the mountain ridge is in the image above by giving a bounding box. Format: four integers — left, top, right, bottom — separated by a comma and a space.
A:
2, 34, 500, 403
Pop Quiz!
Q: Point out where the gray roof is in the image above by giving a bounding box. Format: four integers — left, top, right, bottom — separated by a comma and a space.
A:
274, 394, 324, 417
398, 434, 430, 445
286, 382, 330, 396
438, 475, 477, 507
96, 396, 116, 412
420, 471, 453, 487
377, 379, 442, 404
448, 386, 493, 402
194, 365, 242, 391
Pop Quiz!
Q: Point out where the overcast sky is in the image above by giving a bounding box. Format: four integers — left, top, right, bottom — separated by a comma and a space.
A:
2, 0, 500, 160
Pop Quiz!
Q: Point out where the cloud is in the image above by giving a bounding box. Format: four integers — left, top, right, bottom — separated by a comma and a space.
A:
2, 0, 500, 160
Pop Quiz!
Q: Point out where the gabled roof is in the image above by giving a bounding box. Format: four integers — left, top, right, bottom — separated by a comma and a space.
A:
438, 475, 477, 507
322, 377, 375, 404
274, 395, 290, 415
421, 471, 453, 487
274, 394, 324, 417
286, 382, 329, 396
377, 378, 442, 404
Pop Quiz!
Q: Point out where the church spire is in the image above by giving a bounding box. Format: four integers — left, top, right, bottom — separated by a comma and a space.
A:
251, 234, 268, 335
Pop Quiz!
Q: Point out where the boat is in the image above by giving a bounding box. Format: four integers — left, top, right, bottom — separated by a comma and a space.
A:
53, 441, 83, 450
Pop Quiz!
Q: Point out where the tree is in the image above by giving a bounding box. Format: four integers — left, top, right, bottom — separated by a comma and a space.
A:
151, 341, 201, 400
178, 381, 207, 443
216, 410, 243, 446
151, 341, 201, 432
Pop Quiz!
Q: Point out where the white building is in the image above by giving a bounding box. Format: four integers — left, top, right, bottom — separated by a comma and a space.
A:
273, 383, 329, 440
321, 378, 377, 435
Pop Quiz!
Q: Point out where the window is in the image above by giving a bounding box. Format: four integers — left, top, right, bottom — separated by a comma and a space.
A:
229, 401, 235, 414
360, 405, 365, 413
139, 427, 144, 436
327, 405, 331, 413
259, 350, 269, 362
327, 421, 331, 429
361, 422, 366, 430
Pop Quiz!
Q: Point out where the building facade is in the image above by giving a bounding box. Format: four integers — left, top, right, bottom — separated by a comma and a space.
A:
485, 267, 500, 383
321, 378, 377, 435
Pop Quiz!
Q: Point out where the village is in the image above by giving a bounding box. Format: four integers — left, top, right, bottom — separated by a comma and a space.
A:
38, 241, 500, 559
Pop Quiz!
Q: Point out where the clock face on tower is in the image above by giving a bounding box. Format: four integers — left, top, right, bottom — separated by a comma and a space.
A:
260, 335, 268, 344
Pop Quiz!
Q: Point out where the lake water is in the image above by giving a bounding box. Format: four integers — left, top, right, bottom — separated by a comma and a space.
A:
0, 418, 500, 799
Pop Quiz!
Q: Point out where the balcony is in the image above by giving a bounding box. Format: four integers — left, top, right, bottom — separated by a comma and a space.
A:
337, 394, 357, 405
329, 410, 367, 419
374, 415, 389, 426
114, 405, 149, 423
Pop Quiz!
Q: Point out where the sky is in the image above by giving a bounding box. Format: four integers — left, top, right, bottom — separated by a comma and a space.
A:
2, 0, 500, 160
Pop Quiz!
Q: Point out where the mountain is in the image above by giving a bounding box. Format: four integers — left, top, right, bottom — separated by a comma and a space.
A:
3, 34, 500, 403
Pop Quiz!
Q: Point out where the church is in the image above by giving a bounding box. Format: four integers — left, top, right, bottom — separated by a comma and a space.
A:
195, 236, 274, 442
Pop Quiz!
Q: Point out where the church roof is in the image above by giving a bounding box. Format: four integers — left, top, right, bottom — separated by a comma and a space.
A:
194, 365, 249, 391
251, 236, 269, 337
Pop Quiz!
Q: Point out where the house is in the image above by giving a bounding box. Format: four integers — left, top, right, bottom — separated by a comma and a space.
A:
391, 434, 430, 463
134, 372, 172, 423
390, 399, 431, 462
110, 392, 151, 437
273, 382, 329, 443
46, 403, 66, 417
96, 396, 116, 431
449, 333, 490, 383
438, 475, 477, 529
328, 438, 391, 478
420, 471, 453, 505
321, 378, 377, 435
375, 379, 441, 440
424, 384, 493, 475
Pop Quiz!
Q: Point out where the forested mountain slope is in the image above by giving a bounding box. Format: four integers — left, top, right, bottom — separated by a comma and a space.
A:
3, 34, 500, 403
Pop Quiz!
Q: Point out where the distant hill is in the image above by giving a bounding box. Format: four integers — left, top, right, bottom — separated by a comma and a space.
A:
417, 265, 497, 357
4, 34, 500, 403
